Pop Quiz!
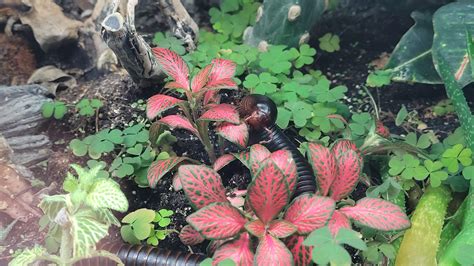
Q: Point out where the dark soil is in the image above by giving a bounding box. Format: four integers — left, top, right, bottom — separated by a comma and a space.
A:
1, 0, 469, 263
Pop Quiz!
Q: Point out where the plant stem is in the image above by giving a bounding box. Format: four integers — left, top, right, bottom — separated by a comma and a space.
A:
198, 121, 216, 162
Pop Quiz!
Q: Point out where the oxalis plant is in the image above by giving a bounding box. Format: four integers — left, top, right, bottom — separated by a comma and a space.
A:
9, 165, 128, 265
177, 141, 410, 265
146, 48, 248, 187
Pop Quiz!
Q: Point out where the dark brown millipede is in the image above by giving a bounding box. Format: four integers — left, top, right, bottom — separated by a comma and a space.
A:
239, 94, 317, 198
75, 242, 207, 265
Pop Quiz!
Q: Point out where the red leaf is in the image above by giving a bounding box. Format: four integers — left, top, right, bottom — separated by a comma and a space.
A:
284, 194, 335, 234
339, 198, 410, 231
245, 219, 265, 238
179, 225, 204, 245
159, 115, 199, 136
214, 154, 236, 171
146, 94, 183, 120
268, 220, 297, 238
331, 139, 358, 158
307, 143, 337, 197
199, 104, 240, 124
248, 161, 289, 224
178, 165, 228, 209
205, 58, 237, 90
376, 120, 390, 138
330, 150, 363, 201
187, 202, 246, 240
216, 122, 248, 148
213, 233, 254, 266
191, 64, 212, 93
255, 234, 293, 266
285, 235, 313, 266
249, 144, 271, 176
328, 210, 351, 236
234, 151, 250, 169
203, 90, 220, 105
147, 157, 188, 188
152, 47, 190, 90
268, 150, 297, 194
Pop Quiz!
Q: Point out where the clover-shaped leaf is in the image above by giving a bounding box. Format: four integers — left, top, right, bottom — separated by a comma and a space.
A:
313, 78, 347, 103
389, 154, 429, 180
243, 72, 278, 94
405, 132, 432, 149
319, 33, 340, 53
462, 165, 474, 186
295, 44, 316, 68
42, 101, 67, 119
153, 32, 186, 55
259, 45, 298, 74
441, 144, 472, 173
366, 70, 392, 88
424, 160, 448, 187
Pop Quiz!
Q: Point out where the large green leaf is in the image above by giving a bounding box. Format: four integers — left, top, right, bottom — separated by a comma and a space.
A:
86, 179, 129, 212
385, 11, 441, 84
38, 195, 68, 221
433, 1, 474, 88
70, 210, 109, 257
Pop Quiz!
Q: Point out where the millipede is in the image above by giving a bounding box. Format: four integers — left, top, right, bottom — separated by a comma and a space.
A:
239, 94, 317, 198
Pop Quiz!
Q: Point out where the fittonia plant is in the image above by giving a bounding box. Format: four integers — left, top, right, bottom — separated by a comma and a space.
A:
146, 48, 249, 187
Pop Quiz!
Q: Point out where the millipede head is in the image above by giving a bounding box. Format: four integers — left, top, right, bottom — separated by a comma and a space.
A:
239, 94, 277, 131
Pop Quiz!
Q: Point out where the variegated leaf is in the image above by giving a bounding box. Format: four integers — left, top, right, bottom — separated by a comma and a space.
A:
186, 202, 246, 240
268, 150, 297, 194
178, 165, 228, 209
331, 139, 358, 158
284, 195, 335, 234
330, 150, 363, 201
208, 240, 225, 256
86, 179, 128, 212
191, 64, 212, 93
248, 161, 289, 224
179, 225, 205, 245
152, 47, 189, 90
328, 210, 351, 236
255, 234, 294, 266
71, 210, 109, 257
268, 220, 297, 238
214, 154, 236, 171
216, 122, 248, 148
146, 94, 183, 120
213, 233, 254, 266
203, 90, 220, 105
234, 151, 250, 169
147, 157, 189, 188
285, 235, 313, 266
307, 143, 337, 197
249, 144, 272, 177
172, 173, 182, 190
205, 58, 237, 90
198, 104, 240, 124
245, 219, 265, 238
159, 115, 199, 136
339, 198, 410, 231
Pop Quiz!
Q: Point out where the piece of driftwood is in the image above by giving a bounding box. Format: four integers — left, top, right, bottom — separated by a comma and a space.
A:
101, 0, 165, 87
0, 84, 52, 166
158, 0, 199, 49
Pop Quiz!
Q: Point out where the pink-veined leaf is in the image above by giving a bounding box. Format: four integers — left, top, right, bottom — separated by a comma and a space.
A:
191, 64, 212, 93
268, 220, 297, 238
330, 150, 363, 201
187, 202, 246, 240
203, 90, 220, 105
172, 173, 182, 190
331, 139, 358, 158
284, 194, 335, 234
146, 94, 184, 120
328, 210, 351, 236
178, 165, 228, 209
285, 235, 313, 266
213, 233, 254, 266
159, 115, 199, 136
198, 104, 240, 124
147, 157, 189, 188
179, 225, 204, 246
254, 234, 293, 266
216, 122, 248, 148
233, 151, 250, 169
249, 144, 272, 176
152, 47, 189, 90
268, 150, 297, 194
245, 219, 265, 238
214, 154, 236, 171
307, 143, 337, 197
208, 240, 225, 256
248, 161, 289, 224
339, 198, 410, 231
205, 58, 237, 90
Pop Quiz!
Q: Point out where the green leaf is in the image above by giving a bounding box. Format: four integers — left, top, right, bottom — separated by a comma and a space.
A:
86, 179, 129, 212
54, 102, 67, 119
276, 107, 292, 128
38, 195, 67, 221
69, 139, 88, 157
71, 210, 109, 256
366, 70, 392, 87
121, 224, 140, 244
336, 228, 367, 251
385, 11, 441, 84
132, 220, 152, 240
147, 236, 159, 246
9, 246, 47, 266
122, 208, 156, 224
319, 33, 340, 53
41, 102, 54, 118
395, 105, 408, 126
295, 44, 316, 68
